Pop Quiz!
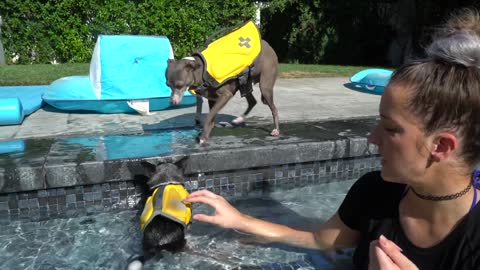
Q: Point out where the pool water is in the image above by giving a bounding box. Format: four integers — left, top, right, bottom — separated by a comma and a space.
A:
0, 180, 356, 270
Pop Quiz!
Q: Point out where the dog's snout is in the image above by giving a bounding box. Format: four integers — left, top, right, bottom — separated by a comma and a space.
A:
171, 95, 180, 105
171, 91, 184, 105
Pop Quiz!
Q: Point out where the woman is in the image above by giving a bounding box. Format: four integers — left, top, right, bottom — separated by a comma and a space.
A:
185, 9, 480, 270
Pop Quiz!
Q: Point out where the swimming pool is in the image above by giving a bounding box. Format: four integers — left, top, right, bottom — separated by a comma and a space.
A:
0, 179, 356, 270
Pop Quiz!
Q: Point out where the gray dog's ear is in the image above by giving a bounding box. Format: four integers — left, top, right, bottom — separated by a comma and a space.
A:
140, 160, 157, 177
147, 163, 184, 190
167, 59, 175, 65
185, 60, 201, 71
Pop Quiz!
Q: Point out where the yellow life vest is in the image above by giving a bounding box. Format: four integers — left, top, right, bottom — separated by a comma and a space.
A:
189, 21, 261, 96
140, 183, 192, 231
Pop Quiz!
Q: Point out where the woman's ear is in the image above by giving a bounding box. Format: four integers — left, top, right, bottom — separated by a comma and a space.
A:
430, 132, 458, 162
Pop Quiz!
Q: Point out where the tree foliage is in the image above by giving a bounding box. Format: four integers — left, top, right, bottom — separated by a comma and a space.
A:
261, 0, 395, 65
261, 0, 480, 66
2, 0, 479, 65
0, 0, 256, 64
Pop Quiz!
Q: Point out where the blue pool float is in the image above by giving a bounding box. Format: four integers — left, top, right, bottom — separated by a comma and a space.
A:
0, 85, 48, 125
44, 76, 196, 113
344, 68, 393, 95
0, 139, 25, 154
43, 35, 196, 114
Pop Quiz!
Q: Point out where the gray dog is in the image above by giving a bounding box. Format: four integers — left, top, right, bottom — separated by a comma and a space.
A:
127, 163, 190, 270
166, 39, 280, 144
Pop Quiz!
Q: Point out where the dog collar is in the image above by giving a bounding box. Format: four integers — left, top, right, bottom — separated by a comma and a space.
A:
188, 88, 198, 95
140, 182, 192, 231
183, 56, 199, 95
180, 56, 207, 96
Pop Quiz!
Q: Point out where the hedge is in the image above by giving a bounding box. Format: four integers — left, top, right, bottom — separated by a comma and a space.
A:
0, 0, 256, 64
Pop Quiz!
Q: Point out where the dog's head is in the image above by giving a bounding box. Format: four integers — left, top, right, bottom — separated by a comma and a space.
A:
141, 183, 191, 255
146, 163, 184, 190
139, 163, 192, 255
166, 58, 201, 105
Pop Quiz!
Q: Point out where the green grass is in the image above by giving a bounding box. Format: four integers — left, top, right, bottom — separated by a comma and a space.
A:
0, 63, 389, 86
0, 63, 90, 86
279, 64, 387, 78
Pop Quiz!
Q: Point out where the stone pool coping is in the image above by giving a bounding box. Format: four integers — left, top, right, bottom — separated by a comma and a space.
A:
0, 116, 379, 194
0, 116, 383, 224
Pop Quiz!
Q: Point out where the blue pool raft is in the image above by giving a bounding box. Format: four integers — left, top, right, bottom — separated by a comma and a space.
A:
0, 85, 48, 125
344, 68, 393, 95
45, 75, 196, 114
42, 35, 196, 114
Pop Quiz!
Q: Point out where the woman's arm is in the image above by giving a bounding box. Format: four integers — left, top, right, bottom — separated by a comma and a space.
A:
184, 189, 360, 250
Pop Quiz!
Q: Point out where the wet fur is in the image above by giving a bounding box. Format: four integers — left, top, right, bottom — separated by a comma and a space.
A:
142, 213, 186, 259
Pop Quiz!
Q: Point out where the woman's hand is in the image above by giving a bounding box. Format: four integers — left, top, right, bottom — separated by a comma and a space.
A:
184, 189, 247, 230
369, 235, 418, 270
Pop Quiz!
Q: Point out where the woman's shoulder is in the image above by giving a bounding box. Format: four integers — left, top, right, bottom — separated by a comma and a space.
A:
338, 170, 405, 232
453, 202, 480, 268
341, 170, 407, 211
353, 170, 406, 195
466, 200, 480, 232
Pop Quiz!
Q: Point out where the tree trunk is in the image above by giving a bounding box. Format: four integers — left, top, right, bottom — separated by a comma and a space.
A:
0, 15, 5, 65
387, 0, 416, 66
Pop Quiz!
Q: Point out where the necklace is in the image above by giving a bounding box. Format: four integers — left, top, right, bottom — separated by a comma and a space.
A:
410, 182, 472, 201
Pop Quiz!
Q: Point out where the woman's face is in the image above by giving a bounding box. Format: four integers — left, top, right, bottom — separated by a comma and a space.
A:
368, 84, 433, 184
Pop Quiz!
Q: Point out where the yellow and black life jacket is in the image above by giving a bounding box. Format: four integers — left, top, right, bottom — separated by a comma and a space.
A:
140, 183, 192, 231
189, 21, 261, 95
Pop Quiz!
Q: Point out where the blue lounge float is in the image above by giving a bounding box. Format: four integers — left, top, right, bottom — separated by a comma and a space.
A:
344, 68, 393, 95
42, 35, 196, 114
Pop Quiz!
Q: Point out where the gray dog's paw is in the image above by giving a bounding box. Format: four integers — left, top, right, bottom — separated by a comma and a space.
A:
217, 121, 233, 127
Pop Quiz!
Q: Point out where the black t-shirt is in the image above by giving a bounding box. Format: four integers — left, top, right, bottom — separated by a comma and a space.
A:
338, 171, 480, 270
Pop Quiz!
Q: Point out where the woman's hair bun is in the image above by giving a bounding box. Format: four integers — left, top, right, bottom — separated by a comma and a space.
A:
426, 8, 480, 68
426, 32, 480, 68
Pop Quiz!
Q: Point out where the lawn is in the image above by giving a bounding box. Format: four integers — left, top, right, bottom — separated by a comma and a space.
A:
0, 63, 386, 86
279, 64, 382, 78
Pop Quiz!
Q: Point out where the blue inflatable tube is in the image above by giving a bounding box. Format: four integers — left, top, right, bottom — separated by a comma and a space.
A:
0, 85, 47, 125
0, 139, 25, 154
0, 98, 24, 125
344, 68, 393, 95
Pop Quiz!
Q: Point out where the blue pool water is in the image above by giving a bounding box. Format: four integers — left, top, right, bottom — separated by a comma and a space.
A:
0, 180, 356, 270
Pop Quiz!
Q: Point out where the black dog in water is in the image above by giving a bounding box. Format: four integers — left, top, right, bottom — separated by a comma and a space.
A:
127, 163, 192, 270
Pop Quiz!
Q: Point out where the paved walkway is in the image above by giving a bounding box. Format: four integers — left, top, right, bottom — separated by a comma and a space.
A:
0, 77, 381, 141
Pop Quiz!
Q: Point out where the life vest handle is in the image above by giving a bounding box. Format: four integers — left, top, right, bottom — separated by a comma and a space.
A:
203, 21, 252, 47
